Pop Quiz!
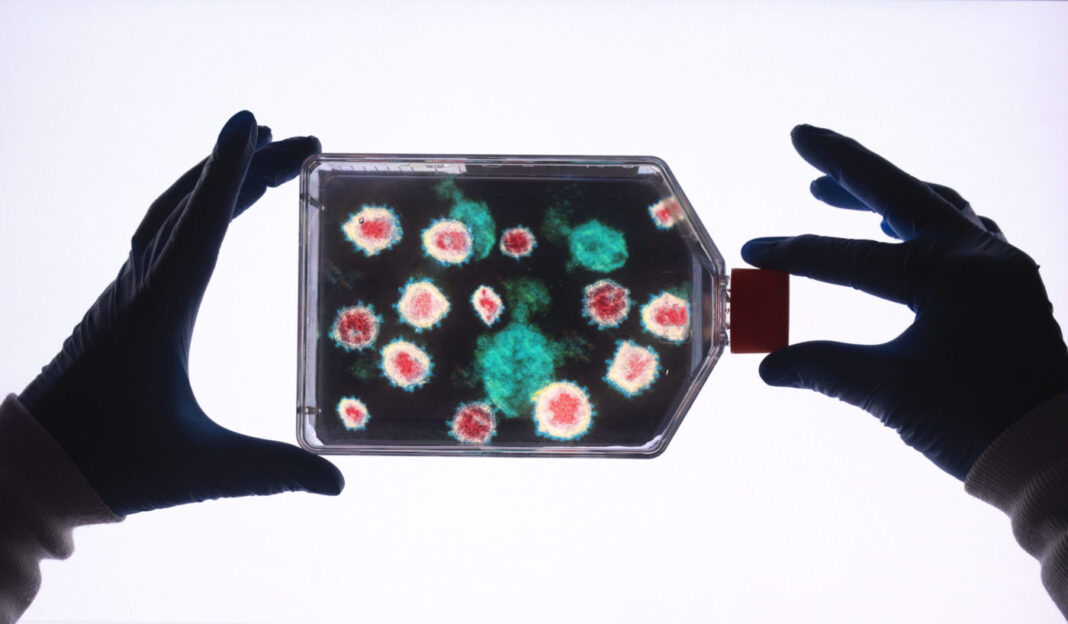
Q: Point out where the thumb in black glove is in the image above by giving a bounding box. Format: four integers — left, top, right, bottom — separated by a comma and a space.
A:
19, 110, 343, 514
742, 125, 1068, 480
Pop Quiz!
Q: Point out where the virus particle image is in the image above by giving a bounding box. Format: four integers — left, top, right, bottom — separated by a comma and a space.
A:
341, 205, 402, 257
471, 285, 504, 327
604, 341, 660, 397
422, 218, 473, 265
532, 381, 594, 441
582, 279, 631, 329
476, 322, 560, 418
641, 292, 690, 343
501, 277, 550, 322
567, 219, 628, 273
499, 226, 536, 259
337, 397, 370, 431
448, 402, 497, 444
330, 304, 381, 351
396, 279, 450, 331
381, 340, 433, 391
648, 196, 684, 229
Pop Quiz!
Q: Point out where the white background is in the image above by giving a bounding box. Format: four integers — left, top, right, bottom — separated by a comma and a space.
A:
1, 1, 1066, 622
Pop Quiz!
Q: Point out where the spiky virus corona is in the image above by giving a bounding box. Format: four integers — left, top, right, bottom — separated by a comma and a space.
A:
471, 285, 504, 327
499, 226, 536, 259
330, 304, 381, 351
604, 340, 660, 397
641, 292, 690, 343
448, 402, 497, 444
341, 205, 402, 256
648, 196, 684, 229
337, 397, 370, 430
532, 381, 593, 441
396, 279, 450, 332
582, 279, 631, 329
422, 218, 473, 265
380, 340, 433, 391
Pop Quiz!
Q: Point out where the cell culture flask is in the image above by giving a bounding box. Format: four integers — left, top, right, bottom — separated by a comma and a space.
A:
298, 156, 787, 457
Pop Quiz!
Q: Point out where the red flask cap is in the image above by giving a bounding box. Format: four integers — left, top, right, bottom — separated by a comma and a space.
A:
729, 269, 789, 354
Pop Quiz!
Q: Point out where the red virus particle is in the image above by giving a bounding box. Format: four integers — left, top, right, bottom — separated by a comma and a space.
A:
582, 279, 631, 329
330, 304, 380, 351
381, 340, 432, 390
342, 206, 403, 256
532, 381, 594, 440
396, 279, 450, 331
422, 218, 473, 265
337, 397, 370, 430
641, 292, 689, 343
604, 341, 660, 397
499, 226, 536, 259
449, 402, 497, 444
648, 196, 684, 229
471, 285, 504, 326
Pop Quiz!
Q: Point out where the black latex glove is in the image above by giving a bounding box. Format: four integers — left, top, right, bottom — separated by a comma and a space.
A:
742, 125, 1068, 480
19, 111, 343, 514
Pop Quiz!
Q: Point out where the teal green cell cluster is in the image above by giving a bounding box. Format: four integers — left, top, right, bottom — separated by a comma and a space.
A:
541, 203, 572, 245
435, 177, 496, 260
475, 322, 561, 418
501, 277, 550, 322
449, 199, 495, 260
568, 219, 628, 273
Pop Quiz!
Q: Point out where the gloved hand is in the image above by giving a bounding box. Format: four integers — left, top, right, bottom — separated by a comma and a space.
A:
742, 125, 1068, 480
18, 111, 343, 514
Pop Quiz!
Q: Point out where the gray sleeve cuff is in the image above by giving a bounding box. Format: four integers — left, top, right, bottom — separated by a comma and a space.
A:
0, 393, 122, 623
965, 391, 1068, 619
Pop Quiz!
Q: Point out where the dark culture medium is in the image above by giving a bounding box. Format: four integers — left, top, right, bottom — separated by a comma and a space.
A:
301, 158, 726, 455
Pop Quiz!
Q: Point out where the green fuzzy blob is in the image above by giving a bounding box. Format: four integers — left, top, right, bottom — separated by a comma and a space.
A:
449, 199, 496, 260
541, 203, 572, 245
434, 177, 463, 202
475, 322, 559, 418
349, 358, 379, 381
501, 277, 551, 322
568, 219, 628, 273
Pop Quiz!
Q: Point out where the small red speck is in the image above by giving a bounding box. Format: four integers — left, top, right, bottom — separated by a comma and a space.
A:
345, 405, 365, 422
479, 295, 498, 315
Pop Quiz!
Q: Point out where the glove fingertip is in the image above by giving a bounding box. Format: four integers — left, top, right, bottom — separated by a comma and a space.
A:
758, 350, 794, 386
880, 219, 899, 239
305, 457, 345, 496
809, 178, 823, 200
256, 125, 273, 148
281, 446, 344, 496
740, 236, 787, 266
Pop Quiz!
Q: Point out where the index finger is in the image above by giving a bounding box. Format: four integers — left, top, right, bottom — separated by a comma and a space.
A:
791, 125, 962, 240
